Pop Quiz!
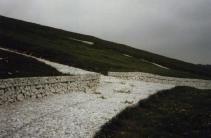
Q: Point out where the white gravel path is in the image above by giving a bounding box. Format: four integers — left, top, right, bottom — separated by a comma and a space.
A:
0, 75, 174, 138
0, 46, 174, 137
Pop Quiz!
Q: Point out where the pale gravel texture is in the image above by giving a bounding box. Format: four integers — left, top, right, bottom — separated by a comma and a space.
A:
0, 76, 174, 138
108, 72, 211, 89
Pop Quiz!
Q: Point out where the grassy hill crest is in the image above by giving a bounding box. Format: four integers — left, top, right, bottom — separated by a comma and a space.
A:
0, 15, 210, 79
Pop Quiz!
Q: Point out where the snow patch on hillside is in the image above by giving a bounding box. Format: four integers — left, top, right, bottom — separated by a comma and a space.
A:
151, 62, 169, 70
142, 59, 169, 70
69, 37, 94, 45
123, 54, 132, 57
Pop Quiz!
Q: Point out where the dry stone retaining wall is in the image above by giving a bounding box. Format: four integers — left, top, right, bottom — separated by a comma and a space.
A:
0, 74, 100, 105
108, 72, 211, 89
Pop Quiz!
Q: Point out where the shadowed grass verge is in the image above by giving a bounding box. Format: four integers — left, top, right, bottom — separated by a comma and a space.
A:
94, 86, 211, 138
0, 49, 63, 79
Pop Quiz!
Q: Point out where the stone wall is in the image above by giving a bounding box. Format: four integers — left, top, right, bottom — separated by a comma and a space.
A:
0, 74, 100, 105
108, 72, 211, 89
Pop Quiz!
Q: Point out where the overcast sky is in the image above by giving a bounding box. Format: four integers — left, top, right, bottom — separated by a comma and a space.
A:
0, 0, 211, 64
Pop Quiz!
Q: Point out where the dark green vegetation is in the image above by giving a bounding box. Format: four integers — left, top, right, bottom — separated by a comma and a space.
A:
0, 15, 211, 79
0, 49, 63, 79
95, 86, 211, 138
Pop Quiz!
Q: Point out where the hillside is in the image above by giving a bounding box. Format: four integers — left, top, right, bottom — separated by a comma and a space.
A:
0, 15, 210, 79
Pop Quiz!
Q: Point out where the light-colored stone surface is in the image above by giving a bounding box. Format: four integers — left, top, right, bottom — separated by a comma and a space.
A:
0, 74, 100, 105
108, 72, 211, 89
1, 46, 209, 137
0, 75, 174, 138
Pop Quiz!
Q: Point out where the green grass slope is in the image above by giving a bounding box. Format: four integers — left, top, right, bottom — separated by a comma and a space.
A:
0, 15, 210, 79
0, 49, 63, 79
95, 86, 211, 138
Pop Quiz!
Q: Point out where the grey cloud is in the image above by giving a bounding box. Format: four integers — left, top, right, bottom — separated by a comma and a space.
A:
0, 0, 210, 64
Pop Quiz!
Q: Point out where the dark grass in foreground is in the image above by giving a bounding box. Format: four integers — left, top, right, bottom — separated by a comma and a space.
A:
0, 49, 63, 79
95, 86, 211, 138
